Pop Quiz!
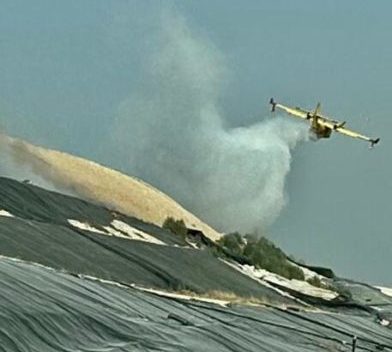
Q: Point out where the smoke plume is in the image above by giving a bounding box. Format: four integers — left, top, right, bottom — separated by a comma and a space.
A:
0, 9, 309, 234
110, 11, 309, 233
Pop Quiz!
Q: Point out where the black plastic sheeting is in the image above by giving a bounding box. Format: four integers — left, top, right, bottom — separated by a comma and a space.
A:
1, 177, 392, 351
0, 258, 391, 352
0, 177, 185, 246
0, 215, 294, 304
1, 177, 391, 312
0, 177, 294, 303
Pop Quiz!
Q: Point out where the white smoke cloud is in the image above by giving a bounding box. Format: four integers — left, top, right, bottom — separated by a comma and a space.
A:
0, 134, 59, 192
0, 9, 309, 234
111, 11, 309, 233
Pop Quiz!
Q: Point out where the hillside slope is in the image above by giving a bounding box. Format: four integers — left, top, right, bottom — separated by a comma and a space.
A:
0, 177, 293, 303
0, 134, 221, 240
0, 176, 391, 351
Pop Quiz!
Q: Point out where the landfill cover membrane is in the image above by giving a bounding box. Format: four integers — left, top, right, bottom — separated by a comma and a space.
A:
0, 177, 391, 351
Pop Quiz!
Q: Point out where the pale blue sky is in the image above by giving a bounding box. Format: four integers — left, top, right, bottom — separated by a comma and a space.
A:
1, 0, 391, 285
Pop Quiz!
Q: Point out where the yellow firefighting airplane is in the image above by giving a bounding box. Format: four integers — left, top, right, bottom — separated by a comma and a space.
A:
270, 98, 380, 147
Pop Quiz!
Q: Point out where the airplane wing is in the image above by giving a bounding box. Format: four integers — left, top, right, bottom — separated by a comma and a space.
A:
335, 126, 380, 146
270, 98, 309, 120
317, 119, 380, 146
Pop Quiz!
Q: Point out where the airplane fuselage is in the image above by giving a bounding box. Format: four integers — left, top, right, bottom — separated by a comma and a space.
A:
310, 122, 332, 139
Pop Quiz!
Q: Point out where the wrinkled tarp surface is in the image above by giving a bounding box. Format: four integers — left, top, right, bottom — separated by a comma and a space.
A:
1, 258, 391, 352
0, 177, 295, 303
0, 177, 391, 351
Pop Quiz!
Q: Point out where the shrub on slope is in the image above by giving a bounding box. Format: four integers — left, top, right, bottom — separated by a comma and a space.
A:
218, 233, 305, 281
163, 217, 188, 238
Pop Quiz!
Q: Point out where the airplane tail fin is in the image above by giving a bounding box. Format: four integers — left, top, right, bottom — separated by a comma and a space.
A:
314, 102, 321, 117
370, 138, 380, 148
270, 98, 277, 112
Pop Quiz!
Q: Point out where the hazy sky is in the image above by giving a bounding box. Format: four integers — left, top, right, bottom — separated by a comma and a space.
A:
0, 0, 391, 285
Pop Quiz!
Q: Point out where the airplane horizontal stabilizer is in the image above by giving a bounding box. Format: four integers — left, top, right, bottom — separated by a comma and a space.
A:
370, 138, 380, 147
269, 98, 277, 112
